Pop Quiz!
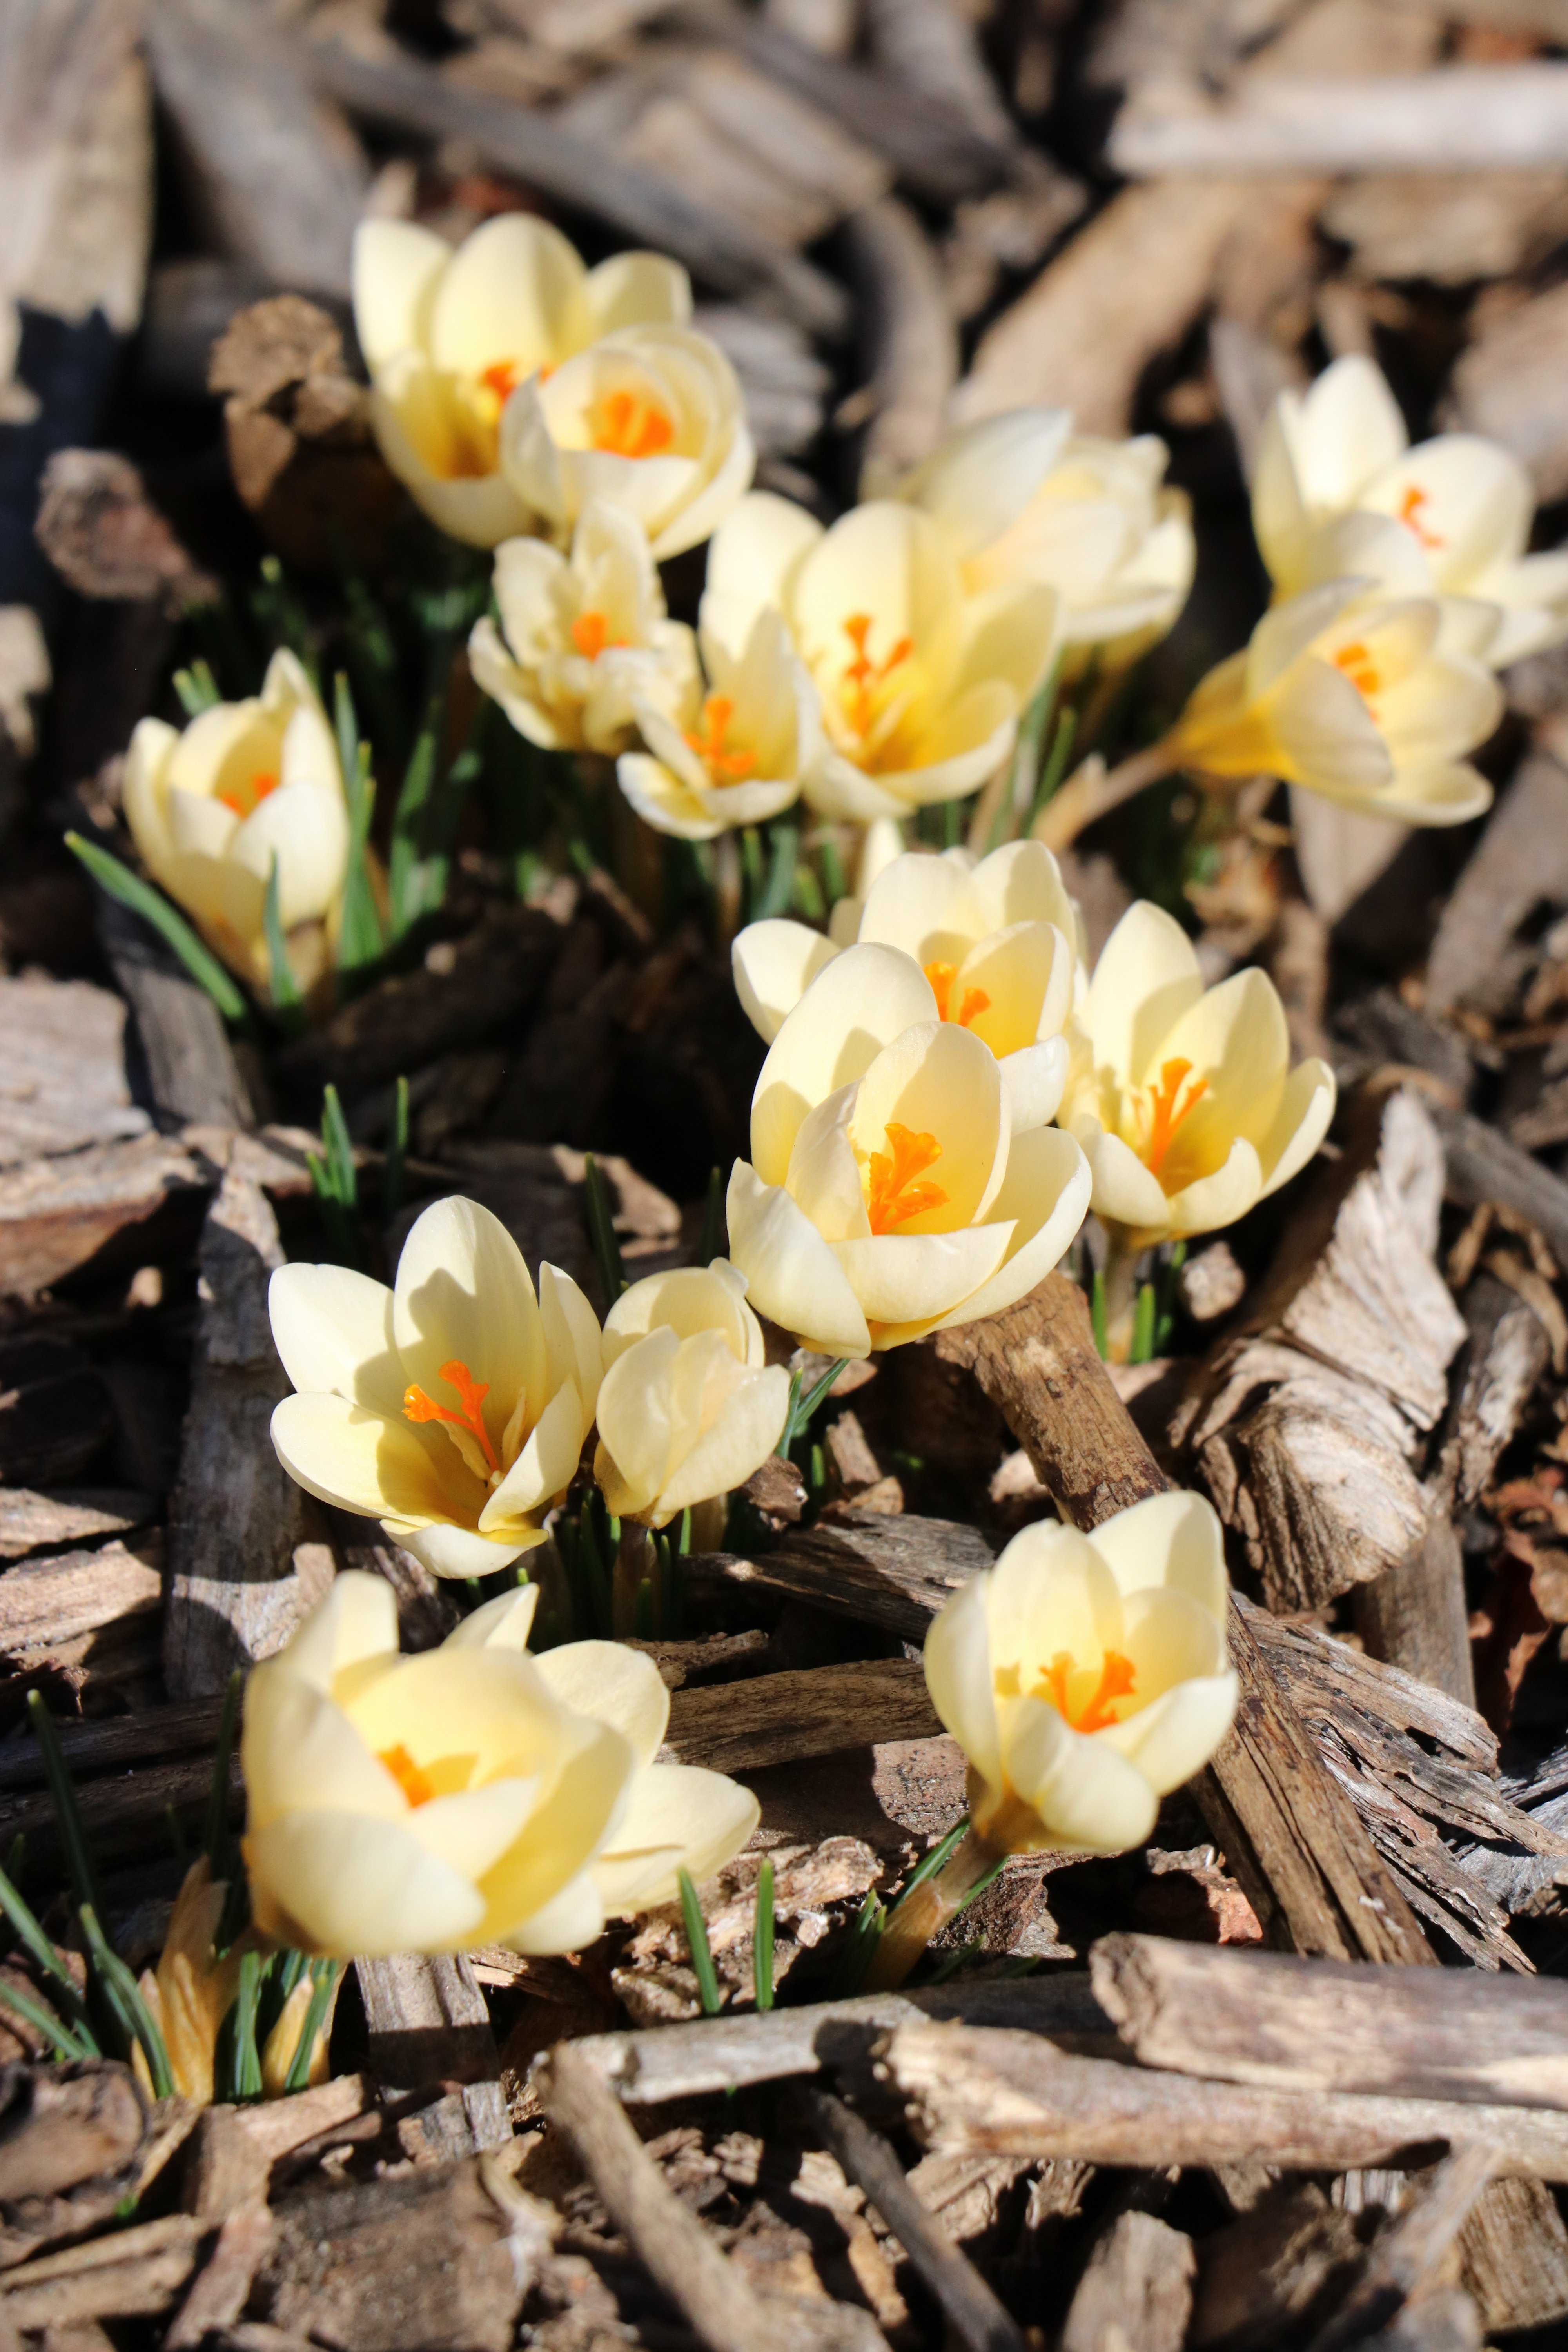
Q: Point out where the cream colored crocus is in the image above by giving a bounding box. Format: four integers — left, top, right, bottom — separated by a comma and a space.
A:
122, 650, 350, 995
469, 501, 697, 756
533, 1637, 760, 1913
135, 1858, 244, 2105
268, 1196, 601, 1581
733, 840, 1081, 1132
500, 323, 753, 561
1254, 353, 1568, 669
617, 607, 818, 841
353, 214, 691, 548
1167, 579, 1501, 827
1060, 901, 1334, 1347
241, 1576, 636, 1959
594, 1261, 791, 1527
702, 494, 1056, 823
897, 411, 1195, 673
727, 943, 1091, 1357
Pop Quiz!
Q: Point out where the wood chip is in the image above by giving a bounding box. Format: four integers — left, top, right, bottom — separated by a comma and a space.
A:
0, 976, 149, 1167
662, 1659, 940, 1774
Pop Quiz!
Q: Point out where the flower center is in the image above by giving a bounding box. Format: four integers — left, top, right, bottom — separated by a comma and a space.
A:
403, 1357, 501, 1480
216, 769, 279, 819
1033, 1649, 1138, 1733
1397, 484, 1444, 552
378, 1742, 436, 1807
865, 1121, 948, 1233
923, 961, 991, 1030
479, 359, 522, 406
1331, 639, 1381, 701
593, 388, 674, 458
570, 609, 626, 660
684, 694, 756, 784
1140, 1056, 1209, 1178
840, 612, 913, 740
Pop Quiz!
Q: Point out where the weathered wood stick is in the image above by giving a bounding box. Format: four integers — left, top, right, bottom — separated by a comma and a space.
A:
806, 2087, 1028, 2352
1091, 1935, 1568, 2111
935, 1279, 1436, 1965
886, 2021, 1568, 2180
843, 196, 957, 494
0, 1752, 240, 1857
0, 1694, 224, 1792
1305, 2145, 1498, 2352
686, 1509, 991, 1641
356, 1954, 510, 2157
1429, 1101, 1568, 1268
309, 41, 849, 339
663, 1657, 940, 1773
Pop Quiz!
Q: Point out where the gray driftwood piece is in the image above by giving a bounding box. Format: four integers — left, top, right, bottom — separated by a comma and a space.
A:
95, 892, 252, 1131
1429, 1101, 1568, 1269
355, 1954, 511, 2156
862, 0, 1016, 149
1426, 750, 1568, 1016
0, 976, 149, 1166
662, 1657, 939, 1772
145, 0, 368, 300
1304, 2147, 1497, 2352
1060, 2211, 1196, 2352
309, 40, 847, 339
688, 1508, 993, 1639
163, 1156, 325, 1697
844, 197, 958, 496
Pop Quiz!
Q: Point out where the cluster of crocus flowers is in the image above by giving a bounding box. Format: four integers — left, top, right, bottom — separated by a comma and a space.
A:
726, 940, 1091, 1356
122, 651, 351, 995
616, 607, 819, 841
241, 1575, 757, 1959
354, 214, 751, 555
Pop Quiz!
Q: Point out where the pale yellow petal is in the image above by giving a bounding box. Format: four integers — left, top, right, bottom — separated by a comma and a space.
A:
246, 1809, 484, 1957
751, 942, 938, 1187
393, 1195, 545, 1442
270, 1392, 462, 1526
848, 1018, 1006, 1232
922, 1572, 1002, 1791
1085, 901, 1204, 1088
1256, 1056, 1336, 1199
475, 1716, 634, 1941
731, 920, 840, 1044
1165, 1137, 1264, 1239
657, 1361, 791, 1521
268, 1263, 403, 1416
1002, 1700, 1158, 1853
582, 250, 692, 338
1085, 1491, 1229, 1624
834, 1224, 1013, 1330
353, 218, 450, 373
533, 1641, 670, 1766
429, 212, 586, 379
1096, 1671, 1240, 1796
921, 1125, 1090, 1336
725, 1161, 871, 1358
594, 1762, 758, 1913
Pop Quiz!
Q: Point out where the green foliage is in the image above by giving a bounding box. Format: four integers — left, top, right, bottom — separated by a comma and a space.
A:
333, 673, 387, 982
780, 1357, 848, 1457
263, 857, 305, 1025
583, 1153, 627, 1304
65, 835, 249, 1026
753, 1859, 775, 2014
307, 1084, 362, 1267
678, 1868, 722, 2016
173, 659, 222, 717
384, 1075, 411, 1225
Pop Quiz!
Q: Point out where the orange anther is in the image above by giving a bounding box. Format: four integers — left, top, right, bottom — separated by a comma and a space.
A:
1331, 639, 1381, 699
920, 963, 989, 1027
216, 770, 279, 818
378, 1742, 436, 1808
571, 609, 625, 661
1397, 483, 1444, 552
1040, 1649, 1137, 1734
683, 693, 756, 784
593, 388, 675, 459
957, 987, 991, 1029
840, 613, 913, 738
480, 359, 522, 404
403, 1357, 500, 1475
865, 1121, 948, 1233
1142, 1057, 1208, 1178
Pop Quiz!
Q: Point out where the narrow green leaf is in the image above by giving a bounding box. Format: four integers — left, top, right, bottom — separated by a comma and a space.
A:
264, 857, 305, 1020
284, 1959, 341, 2093
1027, 705, 1080, 835
0, 1858, 97, 2042
582, 1154, 626, 1304
740, 826, 764, 914
699, 1166, 726, 1267
819, 835, 846, 909
66, 835, 249, 1024
389, 710, 441, 939
677, 1868, 722, 2016
753, 1859, 775, 2014
0, 1975, 93, 2062
925, 1938, 984, 1988
633, 1576, 655, 1641
26, 1692, 103, 1923
173, 660, 221, 717
782, 1357, 847, 1453
1130, 1280, 1157, 1366
834, 1889, 886, 1998
384, 1075, 410, 1224
334, 675, 385, 979
79, 1905, 173, 2098
754, 822, 799, 923
205, 1670, 243, 1883
231, 1949, 265, 2101
322, 1084, 358, 1211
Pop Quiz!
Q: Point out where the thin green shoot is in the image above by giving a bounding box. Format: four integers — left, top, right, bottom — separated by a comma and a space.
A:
819, 835, 846, 909
740, 826, 764, 912
388, 711, 441, 940
263, 857, 305, 1024
65, 835, 249, 1025
699, 1166, 726, 1265
677, 1868, 722, 2016
0, 1976, 94, 2062
1129, 1280, 1157, 1366
26, 1693, 104, 1924
997, 657, 1060, 851
285, 1959, 342, 2093
384, 1075, 410, 1223
791, 864, 824, 921
583, 1153, 627, 1303
1027, 705, 1080, 835
1155, 1239, 1187, 1354
306, 1084, 361, 1266
172, 660, 222, 717
780, 1357, 848, 1454
230, 1950, 265, 2101
834, 1889, 887, 1998
0, 1855, 98, 2043
754, 823, 800, 923
79, 1905, 173, 2098
925, 1939, 984, 1988
753, 1859, 775, 2014
333, 673, 385, 979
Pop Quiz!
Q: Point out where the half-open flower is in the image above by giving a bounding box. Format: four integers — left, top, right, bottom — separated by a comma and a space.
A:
702, 494, 1056, 823
123, 650, 350, 995
923, 1492, 1239, 1855
469, 501, 697, 755
617, 606, 818, 841
500, 323, 753, 561
1166, 579, 1501, 826
734, 840, 1080, 1130
241, 1576, 635, 1958
1254, 353, 1568, 668
532, 1637, 760, 1911
269, 1196, 602, 1580
897, 412, 1195, 673
135, 1859, 244, 2105
727, 944, 1091, 1356
1058, 900, 1335, 1254
593, 1261, 791, 1527
354, 214, 691, 548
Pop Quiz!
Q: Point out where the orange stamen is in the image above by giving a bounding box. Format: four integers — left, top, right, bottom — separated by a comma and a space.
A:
593, 389, 674, 459
403, 1357, 499, 1475
1397, 483, 1444, 551
570, 609, 626, 660
1040, 1649, 1138, 1734
865, 1121, 948, 1233
840, 612, 913, 738
1332, 639, 1381, 699
920, 962, 989, 1028
216, 770, 278, 819
379, 1742, 435, 1807
1143, 1057, 1208, 1177
479, 359, 522, 404
957, 987, 991, 1028
683, 693, 756, 784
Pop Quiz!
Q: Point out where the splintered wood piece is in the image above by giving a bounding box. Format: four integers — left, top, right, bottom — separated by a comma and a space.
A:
1090, 1935, 1568, 2109
844, 196, 958, 495
0, 2216, 202, 2330
1431, 1101, 1568, 1270
935, 1275, 1434, 1964
1060, 2210, 1196, 2352
806, 2087, 1028, 2352
235, 2074, 371, 2165
662, 1659, 940, 1773
94, 889, 253, 1132
0, 1693, 222, 1791
0, 1486, 153, 1566
1352, 1516, 1475, 1710
0, 1749, 239, 1864
884, 2020, 1568, 2179
356, 1954, 510, 2158
164, 2202, 274, 2350
1455, 2173, 1568, 2332
690, 1510, 993, 1641
1188, 2184, 1363, 2350
1427, 752, 1568, 1017
0, 1535, 160, 1676
0, 2062, 147, 2203
0, 976, 149, 1167
1304, 2145, 1498, 2352
0, 1131, 208, 1299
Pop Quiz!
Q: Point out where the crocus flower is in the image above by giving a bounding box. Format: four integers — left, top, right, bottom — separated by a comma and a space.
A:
617, 607, 818, 841
1166, 579, 1501, 826
135, 1858, 244, 2105
268, 1197, 601, 1580
468, 501, 697, 755
1253, 352, 1568, 668
733, 840, 1083, 1137
593, 1261, 791, 1527
923, 1492, 1239, 1855
726, 944, 1091, 1356
122, 650, 350, 995
1058, 900, 1335, 1256
241, 1576, 636, 1958
701, 493, 1056, 823
532, 1636, 760, 1911
896, 410, 1195, 673
353, 213, 691, 547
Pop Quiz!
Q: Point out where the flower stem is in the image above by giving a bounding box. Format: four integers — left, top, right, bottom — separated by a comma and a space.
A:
1100, 1239, 1144, 1365
864, 1824, 1002, 1992
613, 1520, 656, 1639
1033, 738, 1181, 852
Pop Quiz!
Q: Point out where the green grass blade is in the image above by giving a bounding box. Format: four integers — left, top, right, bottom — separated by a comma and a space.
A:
384, 1075, 410, 1223
322, 1084, 358, 1210
264, 857, 305, 1021
284, 1958, 341, 2092
79, 1905, 173, 2098
677, 1868, 722, 2016
753, 1859, 775, 2014
388, 708, 441, 939
782, 1357, 846, 1452
834, 1889, 886, 1998
27, 1692, 104, 1922
754, 822, 800, 923
582, 1154, 626, 1303
0, 1975, 93, 2062
230, 1949, 265, 2100
1027, 705, 1080, 835
0, 1858, 97, 2042
1130, 1280, 1157, 1366
66, 835, 249, 1025
173, 660, 221, 717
